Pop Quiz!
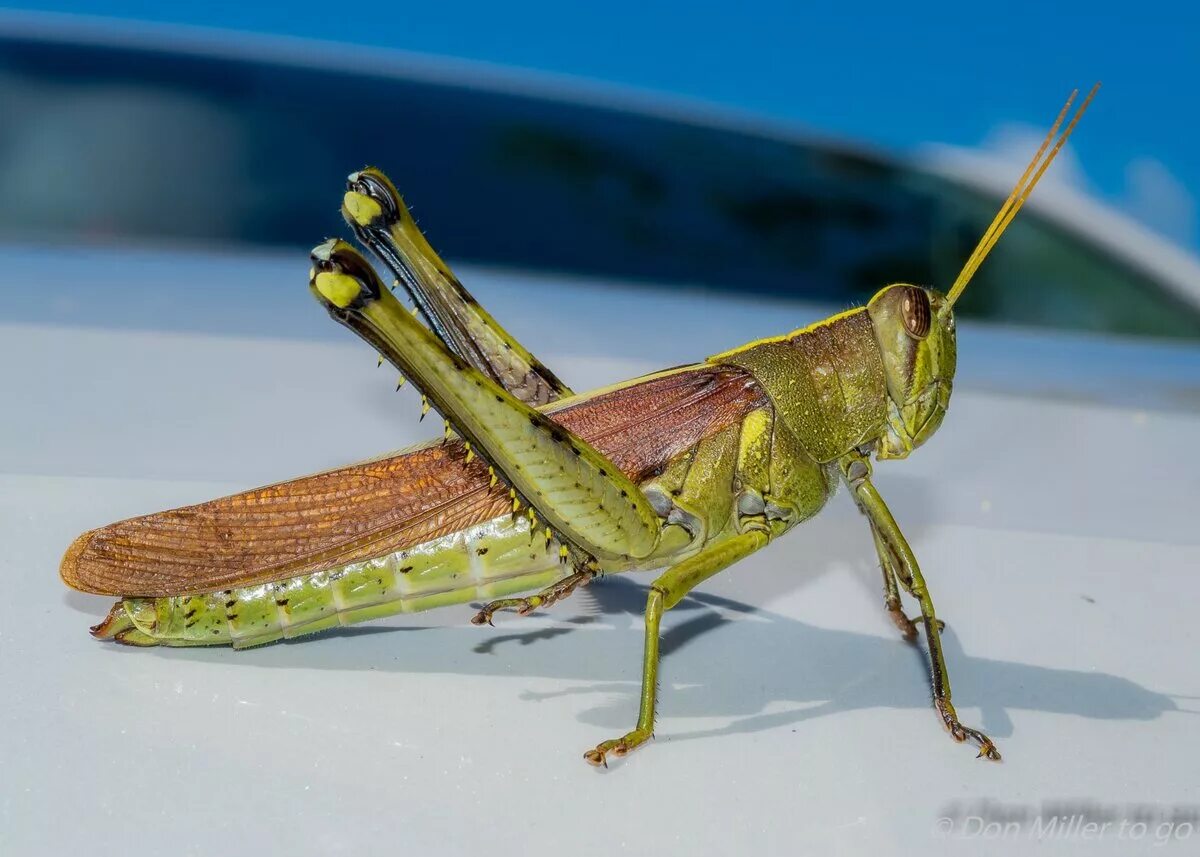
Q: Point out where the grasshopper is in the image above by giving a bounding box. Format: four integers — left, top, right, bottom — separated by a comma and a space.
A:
61, 86, 1097, 767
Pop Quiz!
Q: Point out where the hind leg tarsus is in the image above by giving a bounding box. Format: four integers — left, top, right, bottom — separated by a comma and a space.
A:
471, 569, 596, 626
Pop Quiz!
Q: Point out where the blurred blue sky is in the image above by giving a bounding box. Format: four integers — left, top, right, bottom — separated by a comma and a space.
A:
6, 1, 1199, 249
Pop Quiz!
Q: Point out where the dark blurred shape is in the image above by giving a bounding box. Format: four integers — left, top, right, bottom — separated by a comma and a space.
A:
1, 24, 1198, 339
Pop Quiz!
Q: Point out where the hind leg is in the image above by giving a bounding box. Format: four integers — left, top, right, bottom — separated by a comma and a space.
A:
471, 568, 596, 625
311, 241, 662, 569
341, 168, 570, 406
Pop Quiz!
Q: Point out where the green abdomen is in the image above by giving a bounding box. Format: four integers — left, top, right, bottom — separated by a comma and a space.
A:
115, 516, 564, 648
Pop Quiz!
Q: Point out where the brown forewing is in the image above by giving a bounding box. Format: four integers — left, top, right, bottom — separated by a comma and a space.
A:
61, 365, 766, 596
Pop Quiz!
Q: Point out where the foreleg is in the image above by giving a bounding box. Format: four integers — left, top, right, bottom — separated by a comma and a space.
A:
839, 452, 999, 761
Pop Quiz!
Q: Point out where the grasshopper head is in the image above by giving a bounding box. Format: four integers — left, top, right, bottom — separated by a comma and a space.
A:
864, 84, 1098, 460
867, 284, 955, 459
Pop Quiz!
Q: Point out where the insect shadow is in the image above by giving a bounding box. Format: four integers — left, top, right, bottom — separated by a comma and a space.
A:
482, 576, 1180, 742
97, 494, 1187, 747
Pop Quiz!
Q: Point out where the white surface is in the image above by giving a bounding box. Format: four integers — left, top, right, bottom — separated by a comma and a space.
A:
2, 308, 1200, 855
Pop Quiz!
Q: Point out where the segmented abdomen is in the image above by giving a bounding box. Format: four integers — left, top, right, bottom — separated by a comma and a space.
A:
101, 515, 564, 648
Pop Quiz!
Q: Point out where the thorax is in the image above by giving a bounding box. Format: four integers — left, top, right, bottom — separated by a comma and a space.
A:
708, 308, 888, 464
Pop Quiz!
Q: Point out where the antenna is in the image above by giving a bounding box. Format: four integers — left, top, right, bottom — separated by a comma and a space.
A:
943, 83, 1100, 310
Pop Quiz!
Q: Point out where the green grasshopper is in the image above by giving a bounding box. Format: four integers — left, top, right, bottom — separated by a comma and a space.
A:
61, 86, 1097, 767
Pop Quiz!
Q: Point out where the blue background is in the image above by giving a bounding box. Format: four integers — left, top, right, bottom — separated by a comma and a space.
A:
3, 1, 1198, 250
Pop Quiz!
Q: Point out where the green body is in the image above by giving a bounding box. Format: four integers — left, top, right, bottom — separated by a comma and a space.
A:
108, 296, 952, 650
83, 148, 1046, 764
80, 82, 1098, 761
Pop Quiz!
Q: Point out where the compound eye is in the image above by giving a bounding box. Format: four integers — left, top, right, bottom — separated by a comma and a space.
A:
901, 287, 931, 338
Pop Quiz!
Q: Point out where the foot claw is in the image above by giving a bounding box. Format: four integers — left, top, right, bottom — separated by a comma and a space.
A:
975, 744, 1001, 761
970, 732, 1002, 761
894, 614, 946, 640
935, 699, 1001, 761
886, 604, 945, 641
583, 729, 651, 768
471, 571, 594, 626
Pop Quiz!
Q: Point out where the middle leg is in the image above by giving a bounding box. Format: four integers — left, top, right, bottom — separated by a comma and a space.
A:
583, 529, 769, 767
